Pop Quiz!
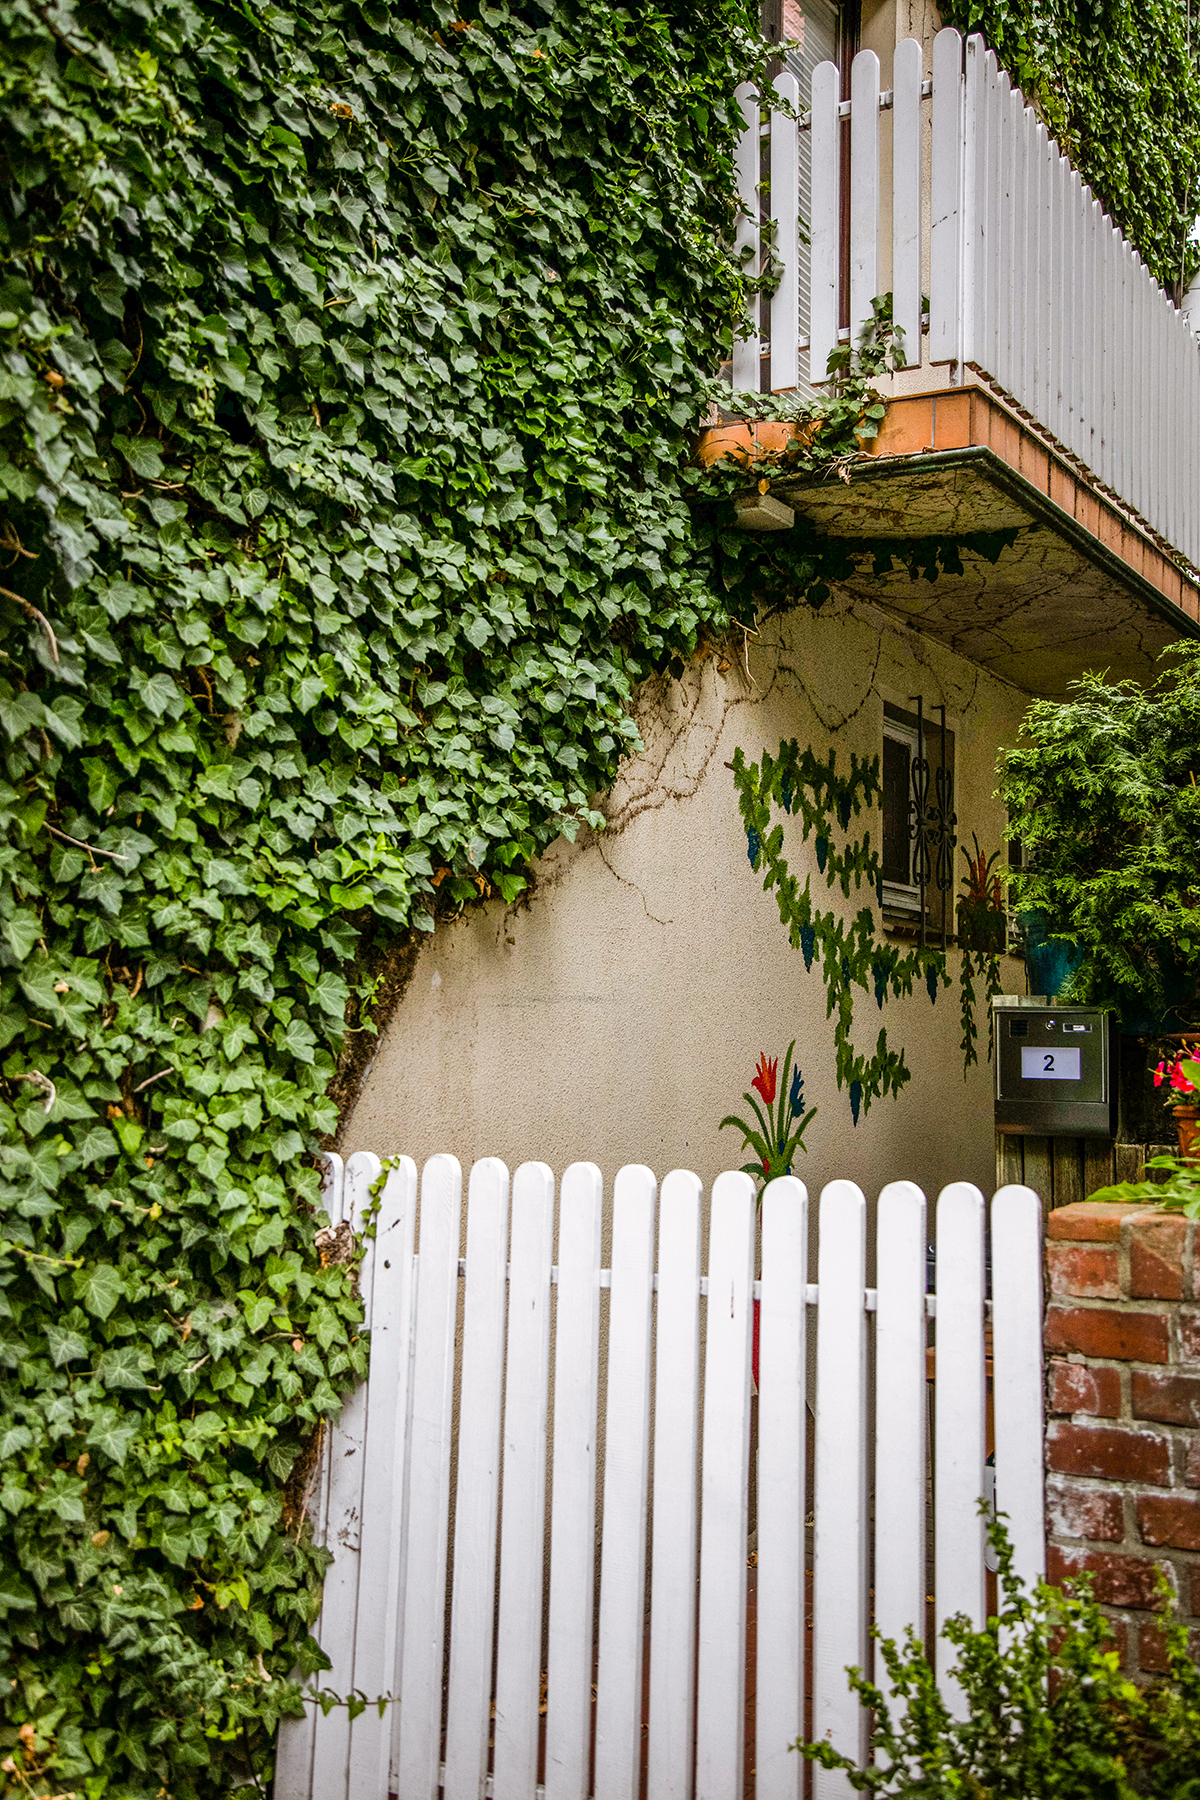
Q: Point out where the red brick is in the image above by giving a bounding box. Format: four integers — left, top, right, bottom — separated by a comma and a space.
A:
1046, 1420, 1170, 1483
1131, 1369, 1200, 1427
1047, 1544, 1173, 1609
1186, 1435, 1200, 1488
1048, 1244, 1120, 1299
1182, 1309, 1200, 1362
1137, 1493, 1200, 1551
1047, 1202, 1144, 1243
1046, 1478, 1125, 1542
1139, 1620, 1171, 1673
1045, 1304, 1170, 1364
1048, 1359, 1121, 1418
1128, 1215, 1186, 1300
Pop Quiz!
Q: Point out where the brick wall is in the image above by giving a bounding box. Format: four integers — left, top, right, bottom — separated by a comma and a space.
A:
1045, 1201, 1200, 1673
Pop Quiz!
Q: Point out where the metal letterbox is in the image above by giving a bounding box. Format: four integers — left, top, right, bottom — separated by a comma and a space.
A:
993, 998, 1114, 1136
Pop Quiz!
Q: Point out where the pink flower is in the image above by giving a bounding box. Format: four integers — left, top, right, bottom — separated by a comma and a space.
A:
1154, 1061, 1166, 1088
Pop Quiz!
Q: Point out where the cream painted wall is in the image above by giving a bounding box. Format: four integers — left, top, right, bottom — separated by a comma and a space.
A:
343, 593, 1029, 1222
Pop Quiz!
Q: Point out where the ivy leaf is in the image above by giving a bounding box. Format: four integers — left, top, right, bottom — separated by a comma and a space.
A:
98, 1346, 150, 1389
0, 1424, 32, 1460
86, 1410, 139, 1466
45, 1323, 89, 1366
76, 1263, 124, 1321
77, 1125, 119, 1168
113, 435, 165, 479
0, 1570, 35, 1611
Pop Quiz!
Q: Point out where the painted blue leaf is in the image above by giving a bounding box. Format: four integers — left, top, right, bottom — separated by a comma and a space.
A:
800, 923, 815, 970
876, 877, 884, 908
873, 958, 887, 1009
747, 827, 760, 867
926, 965, 939, 1004
850, 1080, 862, 1125
837, 794, 852, 829
815, 835, 827, 872
789, 1063, 804, 1117
781, 772, 793, 814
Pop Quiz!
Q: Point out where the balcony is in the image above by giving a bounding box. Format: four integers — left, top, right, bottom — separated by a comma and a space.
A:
723, 27, 1200, 694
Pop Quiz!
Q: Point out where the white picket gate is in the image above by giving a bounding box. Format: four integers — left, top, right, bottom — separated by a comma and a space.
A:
275, 1154, 1045, 1800
737, 27, 1200, 572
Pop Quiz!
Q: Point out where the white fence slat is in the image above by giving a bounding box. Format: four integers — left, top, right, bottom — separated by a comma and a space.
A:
993, 74, 1017, 399
310, 1152, 382, 1800
848, 49, 880, 350
493, 1162, 556, 1800
891, 37, 923, 369
1038, 127, 1054, 433
695, 1171, 757, 1800
970, 44, 997, 380
395, 1154, 465, 1800
1050, 149, 1068, 444
755, 1176, 808, 1800
444, 1158, 512, 1800
1028, 112, 1043, 416
929, 28, 964, 364
647, 1169, 703, 1800
544, 1162, 604, 1800
808, 58, 841, 384
594, 1165, 658, 1800
347, 1157, 419, 1800
934, 1182, 987, 1715
872, 1181, 927, 1730
770, 73, 801, 391
959, 33, 983, 368
812, 1181, 868, 1799
990, 1186, 1046, 1591
274, 1153, 346, 1800
732, 83, 760, 390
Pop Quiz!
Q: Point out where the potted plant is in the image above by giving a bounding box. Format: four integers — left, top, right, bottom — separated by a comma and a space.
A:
1153, 1047, 1200, 1161
956, 834, 1008, 953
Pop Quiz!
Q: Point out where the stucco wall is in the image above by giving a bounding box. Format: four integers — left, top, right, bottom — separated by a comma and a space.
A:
343, 592, 1028, 1224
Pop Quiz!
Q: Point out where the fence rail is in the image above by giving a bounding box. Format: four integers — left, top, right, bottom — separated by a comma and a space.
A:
275, 1153, 1044, 1800
735, 27, 1200, 573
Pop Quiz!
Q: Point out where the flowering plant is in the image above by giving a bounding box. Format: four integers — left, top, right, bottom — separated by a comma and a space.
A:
720, 1040, 816, 1184
1153, 1048, 1200, 1106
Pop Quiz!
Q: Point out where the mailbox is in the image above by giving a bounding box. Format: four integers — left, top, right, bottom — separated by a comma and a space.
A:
993, 997, 1115, 1136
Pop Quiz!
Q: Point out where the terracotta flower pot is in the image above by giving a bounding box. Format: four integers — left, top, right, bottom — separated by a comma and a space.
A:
1172, 1104, 1200, 1163
696, 418, 798, 467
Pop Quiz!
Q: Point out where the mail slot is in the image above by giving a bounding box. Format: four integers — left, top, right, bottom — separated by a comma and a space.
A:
994, 997, 1115, 1135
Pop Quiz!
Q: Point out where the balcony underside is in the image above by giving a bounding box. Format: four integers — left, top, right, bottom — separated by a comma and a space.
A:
764, 388, 1200, 697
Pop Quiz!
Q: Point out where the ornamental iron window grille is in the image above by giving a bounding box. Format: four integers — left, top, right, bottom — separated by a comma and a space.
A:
881, 700, 956, 946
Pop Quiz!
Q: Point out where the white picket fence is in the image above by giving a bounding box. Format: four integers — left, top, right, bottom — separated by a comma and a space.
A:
275, 1154, 1045, 1800
737, 27, 1200, 572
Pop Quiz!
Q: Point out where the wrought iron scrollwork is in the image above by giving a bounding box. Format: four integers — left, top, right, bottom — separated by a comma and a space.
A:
907, 698, 956, 948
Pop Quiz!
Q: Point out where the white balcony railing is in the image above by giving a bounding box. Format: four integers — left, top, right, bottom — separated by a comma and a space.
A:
735, 27, 1200, 574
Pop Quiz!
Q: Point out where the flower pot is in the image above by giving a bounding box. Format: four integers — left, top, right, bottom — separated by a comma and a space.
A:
1173, 1104, 1200, 1163
957, 902, 1007, 953
696, 418, 799, 467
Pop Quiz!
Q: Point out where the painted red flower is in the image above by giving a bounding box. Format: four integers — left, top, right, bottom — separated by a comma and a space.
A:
751, 1053, 778, 1105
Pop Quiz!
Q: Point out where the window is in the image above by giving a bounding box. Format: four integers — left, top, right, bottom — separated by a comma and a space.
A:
881, 703, 956, 943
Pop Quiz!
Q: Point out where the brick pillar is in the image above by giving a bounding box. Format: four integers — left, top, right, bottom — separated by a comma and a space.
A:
1044, 1201, 1200, 1672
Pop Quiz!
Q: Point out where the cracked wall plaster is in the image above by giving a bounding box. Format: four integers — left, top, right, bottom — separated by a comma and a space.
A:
344, 594, 1030, 1210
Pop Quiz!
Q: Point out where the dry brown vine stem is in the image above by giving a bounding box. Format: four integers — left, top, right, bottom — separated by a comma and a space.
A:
10, 1070, 56, 1113
0, 584, 59, 663
43, 823, 130, 864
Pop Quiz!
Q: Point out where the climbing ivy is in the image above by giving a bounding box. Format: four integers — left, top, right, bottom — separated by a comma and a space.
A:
0, 0, 775, 1792
941, 0, 1200, 290
731, 739, 1001, 1122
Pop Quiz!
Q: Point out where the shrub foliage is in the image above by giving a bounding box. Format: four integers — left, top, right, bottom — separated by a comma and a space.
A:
0, 0, 768, 1790
941, 0, 1200, 291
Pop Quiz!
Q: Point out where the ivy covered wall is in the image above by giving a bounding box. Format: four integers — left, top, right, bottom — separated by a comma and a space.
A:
0, 0, 767, 1792
940, 0, 1200, 290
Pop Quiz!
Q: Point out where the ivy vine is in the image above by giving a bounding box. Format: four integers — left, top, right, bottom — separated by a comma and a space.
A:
942, 0, 1200, 291
731, 738, 999, 1124
0, 0, 773, 1793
